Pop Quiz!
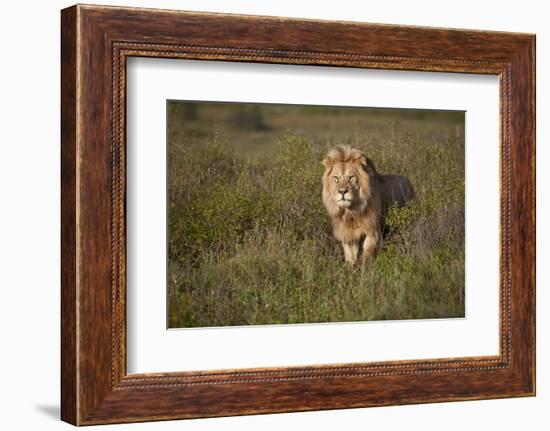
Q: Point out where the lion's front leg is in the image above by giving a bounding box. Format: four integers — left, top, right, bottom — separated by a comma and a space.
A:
361, 229, 380, 263
342, 241, 359, 265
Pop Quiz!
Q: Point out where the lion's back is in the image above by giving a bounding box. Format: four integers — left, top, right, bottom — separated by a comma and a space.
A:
378, 174, 415, 209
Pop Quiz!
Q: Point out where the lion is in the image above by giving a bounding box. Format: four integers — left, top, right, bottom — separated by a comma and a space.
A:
322, 145, 415, 265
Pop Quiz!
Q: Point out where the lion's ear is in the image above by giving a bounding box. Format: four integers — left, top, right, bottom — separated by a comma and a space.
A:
322, 157, 334, 168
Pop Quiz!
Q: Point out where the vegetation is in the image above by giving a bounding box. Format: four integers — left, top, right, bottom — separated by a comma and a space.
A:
167, 102, 465, 328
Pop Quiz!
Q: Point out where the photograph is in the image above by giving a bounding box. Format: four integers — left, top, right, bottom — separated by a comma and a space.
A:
167, 100, 466, 328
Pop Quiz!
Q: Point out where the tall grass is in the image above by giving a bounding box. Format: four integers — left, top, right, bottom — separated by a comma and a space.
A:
168, 104, 465, 328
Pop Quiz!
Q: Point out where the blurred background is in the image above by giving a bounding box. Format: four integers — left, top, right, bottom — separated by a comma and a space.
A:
168, 100, 464, 158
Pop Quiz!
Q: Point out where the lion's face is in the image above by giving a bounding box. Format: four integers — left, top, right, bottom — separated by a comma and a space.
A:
322, 146, 372, 217
326, 165, 362, 209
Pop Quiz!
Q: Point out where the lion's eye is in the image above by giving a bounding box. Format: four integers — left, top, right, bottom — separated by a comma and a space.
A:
332, 176, 339, 183
348, 175, 356, 182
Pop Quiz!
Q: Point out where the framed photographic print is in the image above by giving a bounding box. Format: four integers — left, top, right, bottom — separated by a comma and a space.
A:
61, 4, 535, 425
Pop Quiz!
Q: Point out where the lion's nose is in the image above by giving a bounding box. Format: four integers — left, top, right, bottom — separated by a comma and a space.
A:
338, 188, 349, 195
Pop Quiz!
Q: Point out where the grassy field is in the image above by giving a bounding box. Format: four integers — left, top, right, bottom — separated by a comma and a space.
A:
167, 101, 465, 328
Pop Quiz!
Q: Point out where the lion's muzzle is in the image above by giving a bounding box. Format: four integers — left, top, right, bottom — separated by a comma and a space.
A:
336, 188, 353, 207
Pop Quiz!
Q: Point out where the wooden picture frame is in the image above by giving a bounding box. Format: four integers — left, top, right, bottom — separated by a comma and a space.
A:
61, 4, 535, 425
